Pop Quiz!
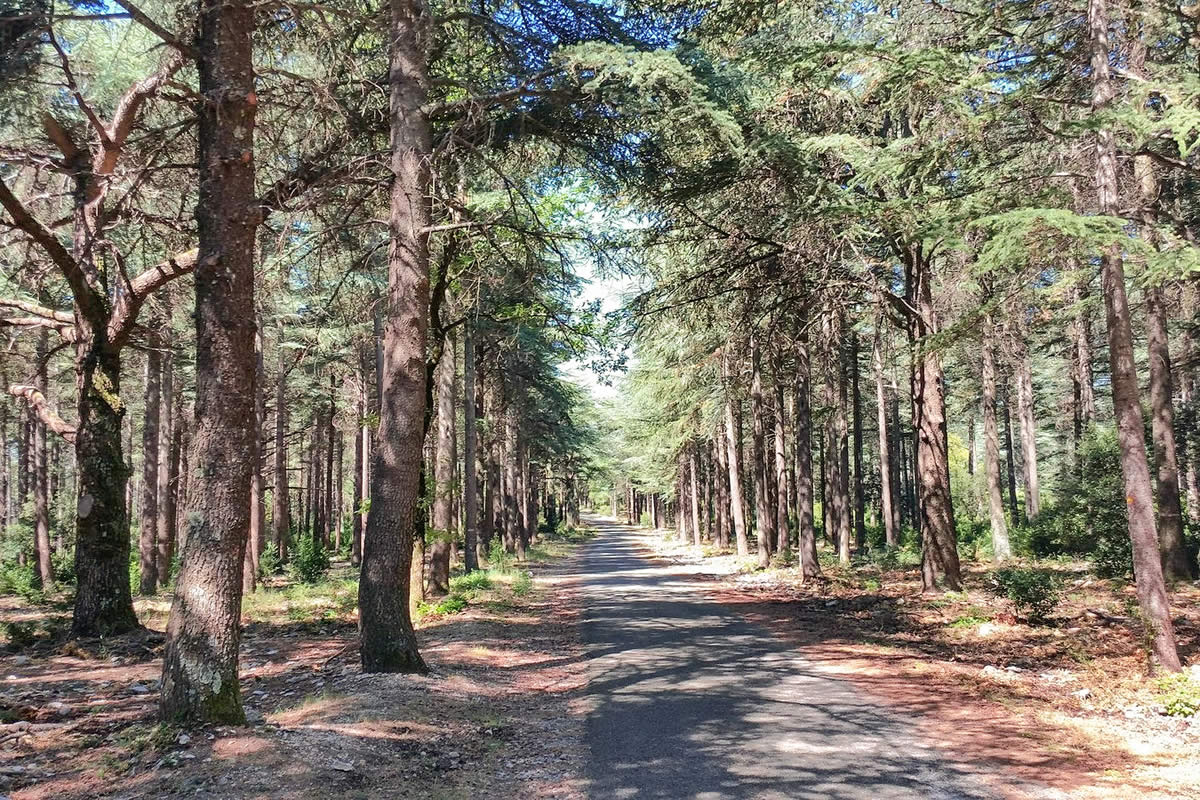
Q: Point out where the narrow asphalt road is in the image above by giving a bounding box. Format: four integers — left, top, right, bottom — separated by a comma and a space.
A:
578, 515, 1017, 800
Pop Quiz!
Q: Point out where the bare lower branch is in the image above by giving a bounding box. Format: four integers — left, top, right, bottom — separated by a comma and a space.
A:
108, 248, 199, 346
9, 385, 77, 443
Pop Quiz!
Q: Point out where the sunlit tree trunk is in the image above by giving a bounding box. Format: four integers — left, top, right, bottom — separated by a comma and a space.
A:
750, 334, 773, 568
723, 353, 750, 556
873, 325, 899, 547
982, 313, 1011, 560
794, 333, 820, 579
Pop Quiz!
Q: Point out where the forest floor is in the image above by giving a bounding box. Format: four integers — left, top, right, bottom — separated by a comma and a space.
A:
642, 528, 1200, 800
0, 533, 594, 800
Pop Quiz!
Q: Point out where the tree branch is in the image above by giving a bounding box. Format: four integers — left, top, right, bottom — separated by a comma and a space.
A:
9, 385, 77, 443
0, 176, 102, 322
108, 248, 198, 346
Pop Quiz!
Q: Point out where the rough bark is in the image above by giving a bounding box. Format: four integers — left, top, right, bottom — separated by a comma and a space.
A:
906, 244, 961, 592
689, 442, 702, 547
356, 0, 432, 674
244, 328, 266, 594
160, 0, 258, 722
1089, 0, 1181, 670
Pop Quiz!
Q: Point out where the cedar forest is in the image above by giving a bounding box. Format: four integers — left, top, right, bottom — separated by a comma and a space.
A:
0, 0, 1199, 796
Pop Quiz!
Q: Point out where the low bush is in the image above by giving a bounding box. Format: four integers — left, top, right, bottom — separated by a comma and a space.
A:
258, 542, 283, 578
0, 563, 41, 600
450, 571, 493, 593
288, 536, 329, 584
988, 567, 1061, 622
1156, 673, 1200, 718
512, 569, 533, 596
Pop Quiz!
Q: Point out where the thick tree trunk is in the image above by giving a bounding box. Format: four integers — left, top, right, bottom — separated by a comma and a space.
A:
982, 314, 1012, 560
873, 327, 899, 547
906, 245, 962, 592
750, 335, 773, 568
72, 345, 139, 636
160, 0, 258, 722
139, 340, 161, 594
462, 322, 480, 571
1089, 0, 1180, 670
794, 334, 820, 579
357, 0, 432, 674
430, 332, 455, 593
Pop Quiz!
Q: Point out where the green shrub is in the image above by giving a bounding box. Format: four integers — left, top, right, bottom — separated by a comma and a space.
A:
0, 564, 40, 601
434, 594, 467, 614
288, 536, 329, 584
51, 551, 75, 585
487, 538, 513, 573
512, 569, 532, 597
258, 542, 283, 578
450, 571, 493, 593
989, 567, 1062, 622
1021, 427, 1131, 578
1156, 672, 1200, 718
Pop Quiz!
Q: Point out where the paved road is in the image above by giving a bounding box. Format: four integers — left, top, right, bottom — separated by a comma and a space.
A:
578, 516, 1012, 800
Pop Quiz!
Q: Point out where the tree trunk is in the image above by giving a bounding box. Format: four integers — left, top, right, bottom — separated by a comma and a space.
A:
72, 343, 139, 636
357, 0, 432, 674
1088, 0, 1180, 670
156, 347, 176, 586
272, 348, 290, 563
1002, 389, 1019, 522
33, 331, 54, 589
772, 371, 791, 555
794, 334, 820, 579
139, 340, 161, 594
873, 326, 899, 547
1012, 342, 1040, 521
160, 0, 258, 722
244, 329, 266, 593
713, 433, 730, 549
850, 332, 866, 550
352, 346, 365, 567
906, 245, 961, 592
462, 322, 480, 571
823, 324, 851, 565
750, 335, 773, 568
982, 314, 1012, 560
723, 360, 750, 556
1147, 287, 1197, 580
429, 331, 455, 593
689, 442, 702, 546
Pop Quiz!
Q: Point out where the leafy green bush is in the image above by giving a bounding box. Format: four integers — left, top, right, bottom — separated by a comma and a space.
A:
258, 542, 283, 578
0, 564, 41, 601
989, 567, 1061, 622
288, 536, 329, 584
433, 594, 468, 614
450, 571, 493, 593
1020, 427, 1132, 578
512, 569, 533, 596
51, 550, 75, 585
1156, 673, 1200, 718
487, 537, 513, 573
